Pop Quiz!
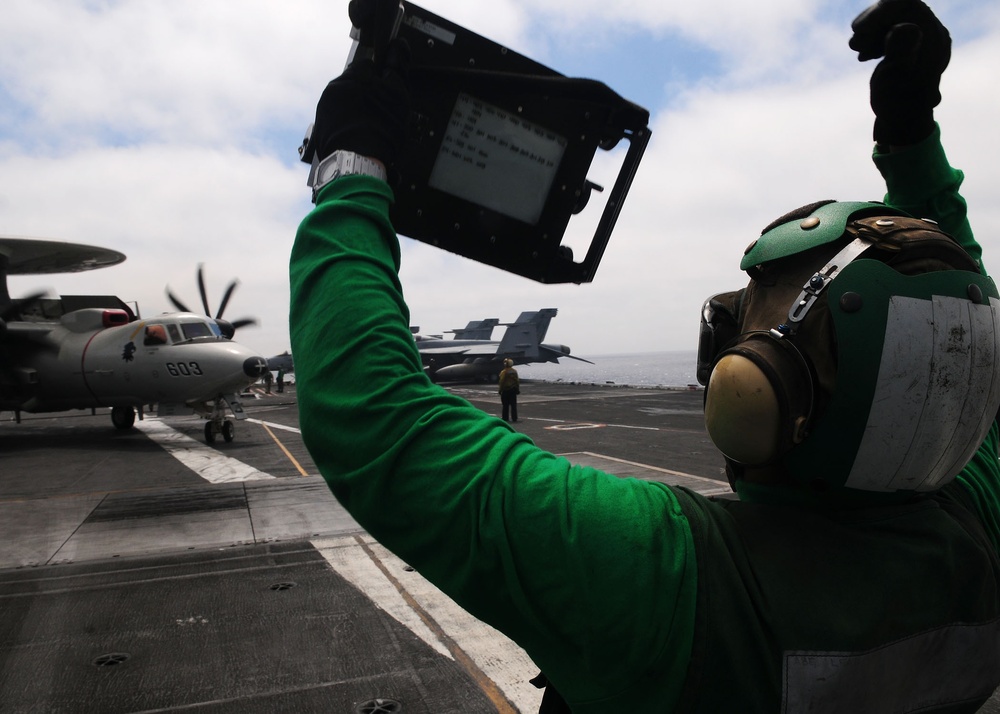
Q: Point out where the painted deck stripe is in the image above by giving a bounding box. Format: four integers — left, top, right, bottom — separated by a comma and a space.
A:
134, 418, 275, 483
247, 418, 300, 434
354, 535, 520, 714
565, 450, 725, 485
313, 534, 543, 714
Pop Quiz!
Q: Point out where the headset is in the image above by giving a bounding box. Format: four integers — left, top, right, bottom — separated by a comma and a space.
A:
696, 201, 1000, 493
698, 234, 871, 468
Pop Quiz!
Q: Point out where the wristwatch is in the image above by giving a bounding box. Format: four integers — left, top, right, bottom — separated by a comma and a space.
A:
308, 150, 388, 202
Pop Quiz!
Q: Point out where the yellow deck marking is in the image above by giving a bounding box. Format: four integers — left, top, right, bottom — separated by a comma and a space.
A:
258, 421, 309, 477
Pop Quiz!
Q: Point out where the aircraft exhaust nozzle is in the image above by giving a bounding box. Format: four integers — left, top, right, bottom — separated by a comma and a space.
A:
243, 356, 269, 379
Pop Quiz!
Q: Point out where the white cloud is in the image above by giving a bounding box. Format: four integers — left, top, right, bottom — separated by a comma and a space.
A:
1, 0, 342, 147
2, 0, 998, 363
528, 0, 820, 55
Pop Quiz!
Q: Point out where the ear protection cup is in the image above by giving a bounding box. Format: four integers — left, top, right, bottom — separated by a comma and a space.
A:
701, 204, 997, 493
697, 290, 745, 386
704, 333, 815, 466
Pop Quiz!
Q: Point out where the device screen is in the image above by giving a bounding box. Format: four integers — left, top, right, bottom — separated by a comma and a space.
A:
428, 93, 567, 225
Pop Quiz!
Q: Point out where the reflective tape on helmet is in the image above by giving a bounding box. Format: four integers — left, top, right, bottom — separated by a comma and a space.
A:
845, 295, 1000, 492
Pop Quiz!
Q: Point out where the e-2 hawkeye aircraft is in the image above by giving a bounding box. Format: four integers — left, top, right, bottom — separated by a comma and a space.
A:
0, 236, 269, 443
413, 308, 592, 382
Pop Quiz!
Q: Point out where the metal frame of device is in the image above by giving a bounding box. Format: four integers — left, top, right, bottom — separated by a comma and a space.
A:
332, 1, 652, 284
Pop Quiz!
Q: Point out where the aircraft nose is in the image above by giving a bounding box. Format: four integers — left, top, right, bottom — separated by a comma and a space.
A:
244, 356, 269, 379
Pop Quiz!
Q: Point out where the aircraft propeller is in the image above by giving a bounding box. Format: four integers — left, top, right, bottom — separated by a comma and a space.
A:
0, 290, 54, 348
1, 250, 46, 341
166, 265, 257, 339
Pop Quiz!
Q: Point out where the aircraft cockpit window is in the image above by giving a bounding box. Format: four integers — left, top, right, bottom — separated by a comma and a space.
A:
179, 320, 216, 342
167, 324, 182, 343
144, 324, 169, 346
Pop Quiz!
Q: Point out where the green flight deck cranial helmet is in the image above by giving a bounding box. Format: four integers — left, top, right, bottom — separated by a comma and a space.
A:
698, 200, 1000, 494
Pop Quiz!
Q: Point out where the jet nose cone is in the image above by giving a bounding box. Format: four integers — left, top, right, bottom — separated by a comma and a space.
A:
244, 356, 269, 379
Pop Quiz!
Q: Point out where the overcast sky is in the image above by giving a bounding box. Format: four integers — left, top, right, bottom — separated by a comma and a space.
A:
2, 0, 998, 363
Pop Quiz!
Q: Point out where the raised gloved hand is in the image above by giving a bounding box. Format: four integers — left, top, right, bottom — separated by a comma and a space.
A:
849, 0, 950, 146
307, 38, 411, 168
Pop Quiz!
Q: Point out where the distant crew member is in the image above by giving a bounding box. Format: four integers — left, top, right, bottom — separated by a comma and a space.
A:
276, 368, 285, 393
264, 370, 273, 394
498, 358, 520, 423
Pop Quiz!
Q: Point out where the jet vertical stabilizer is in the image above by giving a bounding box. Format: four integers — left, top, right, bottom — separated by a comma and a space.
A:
497, 309, 558, 360
447, 319, 500, 341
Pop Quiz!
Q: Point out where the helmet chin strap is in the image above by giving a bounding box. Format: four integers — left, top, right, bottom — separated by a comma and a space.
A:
769, 236, 873, 340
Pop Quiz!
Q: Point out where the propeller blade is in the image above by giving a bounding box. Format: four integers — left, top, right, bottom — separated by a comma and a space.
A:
214, 317, 256, 339
216, 279, 238, 319
196, 264, 211, 316
1, 290, 48, 322
1, 291, 51, 353
215, 319, 236, 339
166, 264, 259, 335
166, 288, 191, 313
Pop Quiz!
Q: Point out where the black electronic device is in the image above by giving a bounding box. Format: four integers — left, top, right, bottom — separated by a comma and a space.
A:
302, 0, 652, 284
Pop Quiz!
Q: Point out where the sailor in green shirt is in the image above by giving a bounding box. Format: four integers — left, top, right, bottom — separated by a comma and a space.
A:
290, 1, 1000, 711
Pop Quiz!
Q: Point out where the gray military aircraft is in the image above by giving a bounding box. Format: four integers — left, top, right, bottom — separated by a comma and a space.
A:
267, 351, 294, 373
253, 312, 585, 384
414, 308, 591, 382
0, 236, 269, 443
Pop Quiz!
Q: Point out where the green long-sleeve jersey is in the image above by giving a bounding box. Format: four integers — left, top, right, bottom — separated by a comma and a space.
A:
290, 125, 1000, 712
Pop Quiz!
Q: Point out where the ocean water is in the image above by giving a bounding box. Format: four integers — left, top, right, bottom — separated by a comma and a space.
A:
516, 350, 701, 389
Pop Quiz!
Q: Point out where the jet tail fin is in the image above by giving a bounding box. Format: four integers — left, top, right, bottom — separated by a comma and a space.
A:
497, 308, 558, 359
446, 318, 500, 340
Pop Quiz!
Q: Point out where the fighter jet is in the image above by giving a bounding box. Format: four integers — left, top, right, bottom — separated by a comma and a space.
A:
415, 308, 591, 382
267, 351, 294, 373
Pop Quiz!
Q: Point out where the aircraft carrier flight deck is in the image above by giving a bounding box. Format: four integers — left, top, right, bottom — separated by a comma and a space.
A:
3, 382, 998, 713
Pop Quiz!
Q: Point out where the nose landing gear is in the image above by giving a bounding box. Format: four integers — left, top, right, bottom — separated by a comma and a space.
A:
204, 418, 235, 444
201, 394, 243, 444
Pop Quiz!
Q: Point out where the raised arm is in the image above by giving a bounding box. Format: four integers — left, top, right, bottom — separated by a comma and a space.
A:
289, 36, 697, 711
850, 0, 982, 269
853, 0, 1000, 547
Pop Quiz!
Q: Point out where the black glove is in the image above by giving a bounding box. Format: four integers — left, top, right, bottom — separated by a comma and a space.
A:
308, 38, 411, 167
849, 0, 950, 146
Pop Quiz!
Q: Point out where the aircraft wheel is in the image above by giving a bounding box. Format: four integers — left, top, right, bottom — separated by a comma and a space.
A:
204, 421, 216, 444
111, 406, 136, 430
221, 420, 235, 443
